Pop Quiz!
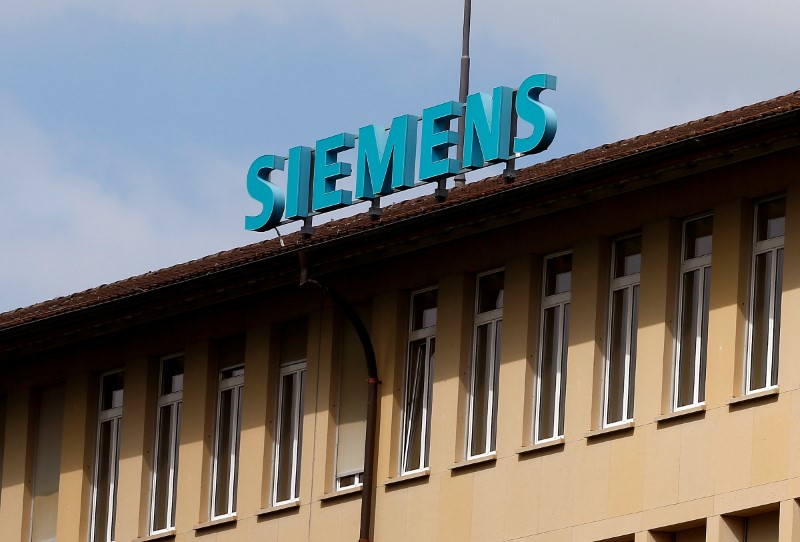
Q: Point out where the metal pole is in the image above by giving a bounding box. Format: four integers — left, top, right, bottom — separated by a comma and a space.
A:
453, 0, 471, 189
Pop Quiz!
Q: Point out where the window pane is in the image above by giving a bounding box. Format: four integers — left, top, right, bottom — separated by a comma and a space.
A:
152, 405, 173, 532
545, 254, 572, 296
757, 199, 785, 241
213, 389, 233, 517
31, 386, 65, 542
232, 390, 242, 512
750, 252, 772, 391
628, 286, 639, 418
404, 339, 427, 471
294, 376, 304, 499
336, 310, 368, 479
470, 324, 490, 456
684, 216, 713, 259
772, 248, 784, 386
93, 420, 113, 542
423, 339, 435, 460
477, 272, 504, 313
171, 404, 180, 528
276, 374, 295, 503
699, 267, 711, 403
490, 321, 502, 452
614, 237, 642, 278
412, 289, 438, 330
537, 306, 559, 441
557, 304, 570, 436
607, 289, 629, 424
677, 270, 700, 408
111, 420, 121, 542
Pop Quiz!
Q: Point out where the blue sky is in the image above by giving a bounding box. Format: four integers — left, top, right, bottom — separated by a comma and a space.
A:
2, 0, 799, 312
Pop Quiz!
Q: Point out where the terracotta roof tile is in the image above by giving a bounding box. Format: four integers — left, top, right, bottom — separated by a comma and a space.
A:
2, 90, 800, 330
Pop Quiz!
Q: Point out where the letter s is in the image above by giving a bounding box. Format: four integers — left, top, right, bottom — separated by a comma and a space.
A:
245, 155, 286, 232
513, 74, 557, 155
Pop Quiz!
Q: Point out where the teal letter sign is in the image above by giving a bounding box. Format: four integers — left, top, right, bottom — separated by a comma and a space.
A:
462, 86, 514, 169
244, 155, 286, 232
246, 73, 557, 232
355, 114, 418, 199
313, 133, 356, 212
419, 101, 464, 182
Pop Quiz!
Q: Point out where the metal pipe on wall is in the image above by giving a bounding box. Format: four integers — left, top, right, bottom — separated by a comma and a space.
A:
300, 277, 380, 542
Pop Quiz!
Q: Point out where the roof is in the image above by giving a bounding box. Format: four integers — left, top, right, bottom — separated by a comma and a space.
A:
3, 90, 800, 334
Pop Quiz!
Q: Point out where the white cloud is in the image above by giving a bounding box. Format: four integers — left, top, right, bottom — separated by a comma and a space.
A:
0, 96, 258, 312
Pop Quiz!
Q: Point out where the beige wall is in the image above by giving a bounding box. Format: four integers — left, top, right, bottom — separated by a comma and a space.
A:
4, 155, 800, 541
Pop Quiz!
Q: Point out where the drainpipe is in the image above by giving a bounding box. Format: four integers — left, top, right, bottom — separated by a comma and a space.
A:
300, 272, 380, 542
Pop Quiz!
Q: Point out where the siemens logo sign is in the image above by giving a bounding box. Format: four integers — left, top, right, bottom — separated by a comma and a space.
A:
245, 73, 557, 232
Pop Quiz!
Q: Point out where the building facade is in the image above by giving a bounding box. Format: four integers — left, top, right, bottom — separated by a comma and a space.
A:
3, 91, 800, 542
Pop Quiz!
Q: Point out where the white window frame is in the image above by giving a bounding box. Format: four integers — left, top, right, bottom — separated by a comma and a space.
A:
744, 198, 785, 394
335, 471, 363, 491
400, 287, 437, 475
534, 252, 571, 444
271, 360, 306, 506
148, 354, 183, 535
466, 269, 504, 460
602, 236, 641, 428
89, 370, 124, 542
210, 366, 244, 520
672, 216, 712, 411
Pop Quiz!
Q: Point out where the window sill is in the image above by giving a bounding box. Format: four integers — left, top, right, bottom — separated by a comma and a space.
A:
384, 468, 430, 487
656, 404, 705, 424
257, 500, 300, 517
728, 386, 779, 407
586, 420, 635, 440
319, 485, 362, 502
135, 530, 175, 542
194, 515, 237, 532
449, 453, 496, 471
516, 436, 565, 456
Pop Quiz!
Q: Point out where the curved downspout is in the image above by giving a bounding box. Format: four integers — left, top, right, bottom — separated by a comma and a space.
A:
301, 277, 380, 542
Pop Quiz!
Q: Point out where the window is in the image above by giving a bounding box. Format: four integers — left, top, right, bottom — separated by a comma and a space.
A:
400, 288, 437, 475
673, 216, 712, 410
149, 355, 183, 534
334, 307, 370, 491
467, 270, 504, 459
31, 385, 65, 542
210, 365, 244, 519
273, 363, 305, 504
745, 198, 785, 393
603, 236, 641, 427
534, 253, 571, 443
89, 371, 124, 542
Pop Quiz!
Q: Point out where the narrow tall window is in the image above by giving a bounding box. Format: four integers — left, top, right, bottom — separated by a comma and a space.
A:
335, 307, 370, 491
746, 198, 785, 393
603, 236, 641, 427
31, 385, 65, 542
90, 371, 124, 542
149, 355, 183, 534
210, 365, 244, 519
535, 253, 571, 443
467, 270, 504, 459
401, 288, 437, 474
272, 320, 307, 506
673, 216, 712, 410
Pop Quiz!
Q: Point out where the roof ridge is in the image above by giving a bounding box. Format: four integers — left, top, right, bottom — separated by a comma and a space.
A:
3, 89, 800, 329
